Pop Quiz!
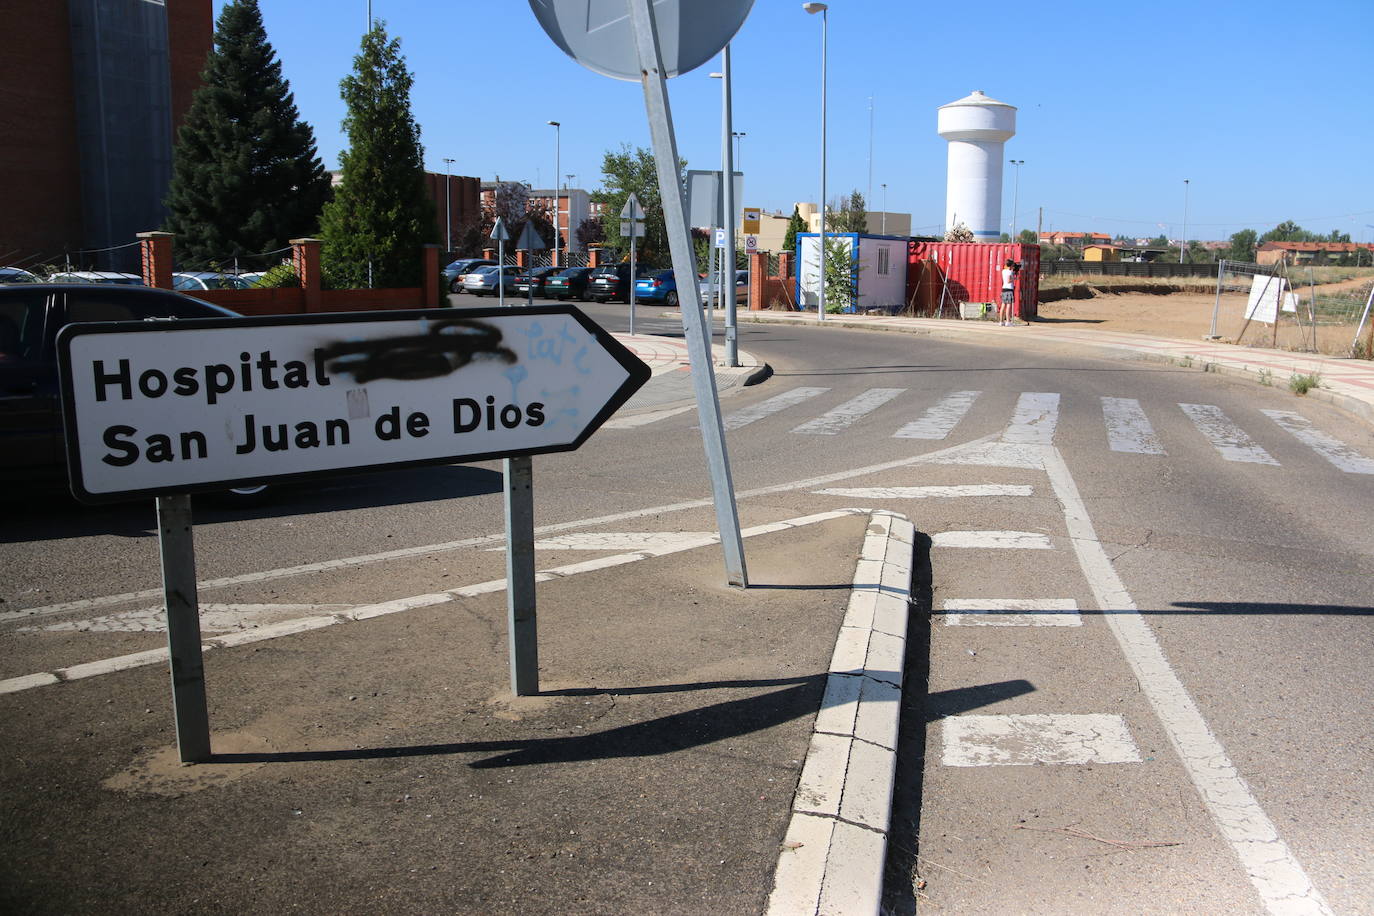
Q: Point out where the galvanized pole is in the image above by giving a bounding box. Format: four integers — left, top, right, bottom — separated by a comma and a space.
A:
503, 456, 538, 695
548, 121, 561, 268
816, 7, 828, 320
629, 226, 637, 336
443, 157, 454, 255
627, 0, 747, 587
498, 237, 506, 308
1180, 179, 1190, 264
1208, 259, 1225, 339
722, 44, 739, 367
156, 494, 210, 763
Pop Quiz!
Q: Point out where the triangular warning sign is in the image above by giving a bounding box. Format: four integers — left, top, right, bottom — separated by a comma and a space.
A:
620, 192, 646, 221
489, 217, 510, 242
517, 221, 547, 251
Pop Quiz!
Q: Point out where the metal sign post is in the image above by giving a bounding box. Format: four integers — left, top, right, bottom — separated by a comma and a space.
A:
503, 454, 538, 694
491, 217, 510, 308
621, 193, 646, 337
516, 220, 548, 308
156, 493, 211, 762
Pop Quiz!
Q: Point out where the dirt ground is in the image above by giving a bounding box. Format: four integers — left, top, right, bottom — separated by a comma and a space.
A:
1036, 288, 1367, 355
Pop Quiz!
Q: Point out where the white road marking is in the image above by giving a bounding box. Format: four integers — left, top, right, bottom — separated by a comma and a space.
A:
932, 530, 1052, 550
24, 603, 349, 634
722, 386, 829, 430
600, 403, 696, 429
814, 484, 1032, 499
1003, 392, 1060, 445
1102, 396, 1166, 454
943, 598, 1081, 626
942, 713, 1140, 766
483, 532, 717, 553
791, 387, 905, 435
1180, 403, 1280, 465
1261, 409, 1374, 474
1042, 446, 1331, 915
892, 389, 980, 439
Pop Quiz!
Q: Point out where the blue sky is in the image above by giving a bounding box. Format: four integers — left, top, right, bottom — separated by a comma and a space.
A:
227, 1, 1374, 242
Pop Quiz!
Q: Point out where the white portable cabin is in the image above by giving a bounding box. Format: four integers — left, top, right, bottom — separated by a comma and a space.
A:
796, 233, 909, 314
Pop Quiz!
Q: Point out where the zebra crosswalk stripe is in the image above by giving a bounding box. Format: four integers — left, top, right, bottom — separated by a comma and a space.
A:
1180, 403, 1279, 465
723, 387, 830, 431
1261, 409, 1374, 474
792, 388, 906, 435
892, 390, 981, 440
1003, 392, 1060, 445
1102, 397, 1166, 454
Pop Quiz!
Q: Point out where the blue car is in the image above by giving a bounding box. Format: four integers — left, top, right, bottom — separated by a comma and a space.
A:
633, 269, 680, 306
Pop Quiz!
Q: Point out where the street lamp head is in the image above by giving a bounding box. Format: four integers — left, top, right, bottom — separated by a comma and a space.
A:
709, 72, 724, 79
547, 120, 560, 127
802, 2, 827, 12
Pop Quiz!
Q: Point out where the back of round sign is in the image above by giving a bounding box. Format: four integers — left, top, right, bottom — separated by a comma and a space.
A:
528, 0, 754, 81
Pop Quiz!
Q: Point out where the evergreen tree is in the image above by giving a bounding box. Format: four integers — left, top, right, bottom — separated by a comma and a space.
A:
782, 205, 806, 252
163, 0, 330, 265
320, 23, 436, 288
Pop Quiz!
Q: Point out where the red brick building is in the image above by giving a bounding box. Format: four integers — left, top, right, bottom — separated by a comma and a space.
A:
0, 0, 212, 271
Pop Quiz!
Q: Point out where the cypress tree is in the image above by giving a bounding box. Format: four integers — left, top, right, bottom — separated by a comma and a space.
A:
163, 0, 330, 265
319, 23, 436, 288
782, 206, 806, 252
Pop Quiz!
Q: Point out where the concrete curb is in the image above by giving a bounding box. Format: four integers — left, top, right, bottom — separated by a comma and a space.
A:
766, 510, 914, 916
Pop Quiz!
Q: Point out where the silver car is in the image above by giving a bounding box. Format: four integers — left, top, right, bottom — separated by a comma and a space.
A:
462, 264, 522, 297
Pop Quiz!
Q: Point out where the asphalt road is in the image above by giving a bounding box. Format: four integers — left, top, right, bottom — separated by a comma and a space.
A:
3, 295, 1371, 914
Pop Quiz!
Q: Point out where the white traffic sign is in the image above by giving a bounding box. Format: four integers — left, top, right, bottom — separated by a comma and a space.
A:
620, 220, 645, 238
517, 221, 547, 250
744, 235, 758, 252
620, 193, 646, 221
713, 228, 727, 249
490, 217, 510, 242
57, 308, 650, 502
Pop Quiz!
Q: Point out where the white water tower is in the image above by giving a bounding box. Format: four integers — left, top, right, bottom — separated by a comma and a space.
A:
937, 90, 1017, 240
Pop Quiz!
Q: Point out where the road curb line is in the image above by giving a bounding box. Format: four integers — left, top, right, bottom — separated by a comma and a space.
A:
766, 509, 913, 916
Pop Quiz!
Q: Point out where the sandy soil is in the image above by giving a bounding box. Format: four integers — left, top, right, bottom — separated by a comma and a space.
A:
1037, 288, 1368, 355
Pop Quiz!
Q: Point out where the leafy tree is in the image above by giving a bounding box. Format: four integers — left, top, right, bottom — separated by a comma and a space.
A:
828, 190, 868, 234
319, 23, 436, 288
163, 0, 330, 265
590, 145, 683, 267
782, 205, 806, 252
1259, 220, 1318, 244
821, 235, 860, 313
575, 217, 605, 250
1226, 229, 1257, 263
1017, 229, 1038, 245
1149, 234, 1170, 249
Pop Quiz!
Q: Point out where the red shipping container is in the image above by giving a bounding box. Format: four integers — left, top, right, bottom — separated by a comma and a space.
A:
905, 242, 1039, 319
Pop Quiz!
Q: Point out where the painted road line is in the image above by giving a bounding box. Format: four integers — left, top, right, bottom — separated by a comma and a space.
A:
1042, 446, 1332, 915
600, 403, 695, 429
1102, 396, 1166, 455
943, 598, 1081, 626
1261, 409, 1374, 474
721, 386, 829, 431
1179, 403, 1280, 465
791, 387, 905, 435
25, 603, 350, 634
932, 530, 1052, 550
484, 532, 717, 553
1003, 392, 1060, 445
5, 433, 1003, 629
814, 484, 1033, 500
941, 713, 1140, 766
892, 389, 980, 440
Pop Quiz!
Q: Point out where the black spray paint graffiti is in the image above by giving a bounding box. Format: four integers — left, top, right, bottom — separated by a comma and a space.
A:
319, 319, 517, 384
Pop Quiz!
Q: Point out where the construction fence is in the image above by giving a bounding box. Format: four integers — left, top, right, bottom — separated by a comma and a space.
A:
1209, 260, 1374, 356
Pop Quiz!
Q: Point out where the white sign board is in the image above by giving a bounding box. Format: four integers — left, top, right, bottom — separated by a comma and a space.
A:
686, 170, 745, 228
744, 235, 758, 253
58, 308, 650, 502
620, 220, 645, 238
1244, 274, 1287, 324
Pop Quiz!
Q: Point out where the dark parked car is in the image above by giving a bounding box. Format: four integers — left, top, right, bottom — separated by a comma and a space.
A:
587, 263, 644, 303
513, 265, 561, 298
544, 267, 592, 301
442, 258, 497, 293
0, 284, 269, 503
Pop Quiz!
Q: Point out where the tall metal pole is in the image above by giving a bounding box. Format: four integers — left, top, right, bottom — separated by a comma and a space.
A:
1009, 159, 1023, 240
503, 456, 538, 695
442, 157, 454, 255
627, 0, 747, 587
1180, 179, 1190, 264
548, 121, 561, 268
733, 131, 746, 173
881, 183, 887, 234
867, 95, 874, 214
722, 45, 739, 367
804, 3, 829, 321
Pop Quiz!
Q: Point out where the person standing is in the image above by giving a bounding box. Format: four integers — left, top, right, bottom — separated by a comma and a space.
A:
998, 259, 1018, 325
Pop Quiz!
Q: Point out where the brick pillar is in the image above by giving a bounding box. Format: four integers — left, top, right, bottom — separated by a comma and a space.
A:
588, 248, 603, 268
515, 250, 527, 268
777, 251, 794, 280
291, 238, 323, 312
482, 247, 496, 261
138, 231, 174, 289
748, 250, 767, 311
423, 244, 440, 307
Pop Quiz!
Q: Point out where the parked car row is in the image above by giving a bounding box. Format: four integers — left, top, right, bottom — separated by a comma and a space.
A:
1, 269, 270, 289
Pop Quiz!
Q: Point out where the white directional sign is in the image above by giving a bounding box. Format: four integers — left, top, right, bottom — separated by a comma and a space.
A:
57, 307, 650, 502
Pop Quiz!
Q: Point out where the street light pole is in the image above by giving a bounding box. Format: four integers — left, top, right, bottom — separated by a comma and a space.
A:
1180, 179, 1190, 264
803, 2, 828, 321
547, 121, 560, 268
720, 45, 739, 367
881, 183, 887, 234
732, 131, 746, 173
442, 157, 454, 255
1009, 159, 1024, 240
